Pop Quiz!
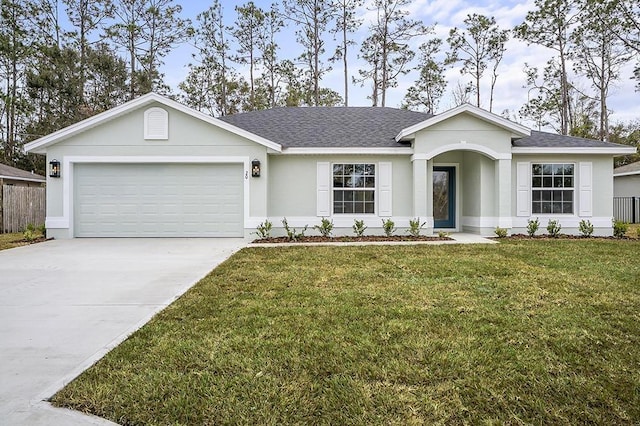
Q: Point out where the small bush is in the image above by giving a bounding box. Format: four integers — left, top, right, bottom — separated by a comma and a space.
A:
37, 224, 46, 238
612, 220, 628, 238
253, 220, 273, 239
407, 217, 426, 237
313, 217, 334, 237
25, 223, 35, 232
494, 227, 508, 238
437, 230, 450, 238
381, 218, 396, 237
578, 219, 594, 237
23, 229, 37, 241
352, 219, 367, 237
526, 218, 539, 237
546, 219, 562, 238
282, 218, 307, 241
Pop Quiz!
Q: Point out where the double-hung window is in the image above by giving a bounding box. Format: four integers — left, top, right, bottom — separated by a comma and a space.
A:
333, 163, 375, 214
531, 163, 574, 214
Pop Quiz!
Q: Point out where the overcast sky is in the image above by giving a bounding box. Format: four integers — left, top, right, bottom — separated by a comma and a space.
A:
162, 0, 640, 128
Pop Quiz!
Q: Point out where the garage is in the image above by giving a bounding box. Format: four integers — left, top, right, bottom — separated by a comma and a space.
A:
73, 163, 243, 237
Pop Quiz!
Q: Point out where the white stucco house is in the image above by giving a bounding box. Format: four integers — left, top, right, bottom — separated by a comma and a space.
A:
613, 161, 640, 198
24, 93, 636, 239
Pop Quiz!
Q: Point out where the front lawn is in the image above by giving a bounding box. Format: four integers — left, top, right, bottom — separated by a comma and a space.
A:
52, 240, 640, 424
0, 232, 30, 251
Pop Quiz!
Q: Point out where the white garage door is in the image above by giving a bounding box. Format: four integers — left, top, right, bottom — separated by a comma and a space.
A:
74, 163, 243, 237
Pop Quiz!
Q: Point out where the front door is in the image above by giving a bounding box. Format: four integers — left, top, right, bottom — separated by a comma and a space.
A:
433, 166, 456, 228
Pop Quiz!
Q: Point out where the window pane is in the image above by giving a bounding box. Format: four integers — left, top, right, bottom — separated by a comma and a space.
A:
344, 191, 354, 201
333, 176, 344, 188
532, 202, 541, 214
543, 164, 553, 175
364, 191, 374, 201
532, 177, 542, 187
564, 190, 573, 201
542, 203, 551, 213
553, 190, 562, 201
365, 177, 375, 188
542, 191, 552, 201
563, 202, 573, 214
564, 164, 574, 175
354, 164, 364, 175
333, 164, 343, 175
532, 164, 542, 175
334, 190, 343, 202
365, 202, 375, 213
564, 177, 573, 188
554, 176, 563, 187
532, 190, 541, 201
543, 177, 553, 188
364, 164, 375, 176
343, 164, 353, 175
552, 202, 563, 213
553, 164, 564, 175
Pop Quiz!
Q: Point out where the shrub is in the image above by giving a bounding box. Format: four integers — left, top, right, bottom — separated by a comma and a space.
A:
526, 218, 540, 237
37, 224, 46, 238
23, 229, 37, 241
352, 219, 367, 237
437, 230, 450, 238
25, 223, 35, 232
282, 218, 307, 241
407, 217, 426, 237
494, 227, 508, 238
253, 220, 273, 239
578, 219, 594, 237
612, 220, 628, 238
313, 217, 334, 237
546, 219, 562, 238
381, 218, 396, 237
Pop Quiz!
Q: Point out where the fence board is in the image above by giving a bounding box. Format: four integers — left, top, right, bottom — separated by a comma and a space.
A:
613, 196, 640, 224
1, 185, 46, 233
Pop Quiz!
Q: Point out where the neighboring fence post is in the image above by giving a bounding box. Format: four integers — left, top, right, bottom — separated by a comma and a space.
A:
634, 197, 638, 224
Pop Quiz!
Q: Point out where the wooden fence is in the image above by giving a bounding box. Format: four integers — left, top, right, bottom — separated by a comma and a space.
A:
1, 185, 46, 233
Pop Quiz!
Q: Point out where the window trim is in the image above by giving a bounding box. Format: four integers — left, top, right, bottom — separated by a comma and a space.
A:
331, 163, 377, 215
531, 162, 575, 215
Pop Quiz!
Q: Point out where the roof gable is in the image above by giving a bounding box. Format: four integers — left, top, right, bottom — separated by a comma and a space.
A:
395, 103, 531, 141
24, 93, 281, 154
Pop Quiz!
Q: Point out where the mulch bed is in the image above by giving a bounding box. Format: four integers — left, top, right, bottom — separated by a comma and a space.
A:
493, 234, 634, 240
252, 235, 453, 244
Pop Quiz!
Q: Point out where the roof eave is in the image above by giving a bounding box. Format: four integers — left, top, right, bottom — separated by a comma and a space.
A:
0, 174, 46, 183
512, 146, 637, 155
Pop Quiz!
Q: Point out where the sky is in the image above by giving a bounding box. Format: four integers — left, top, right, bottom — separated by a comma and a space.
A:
161, 0, 640, 128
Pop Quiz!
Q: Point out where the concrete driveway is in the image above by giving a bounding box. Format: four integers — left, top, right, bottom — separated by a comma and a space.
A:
0, 238, 247, 425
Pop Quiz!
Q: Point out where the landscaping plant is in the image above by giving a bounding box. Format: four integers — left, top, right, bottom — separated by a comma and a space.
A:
494, 227, 508, 238
526, 218, 539, 237
254, 220, 273, 239
613, 220, 629, 238
407, 217, 426, 237
313, 217, 334, 237
381, 218, 396, 236
546, 219, 562, 237
578, 219, 594, 237
352, 219, 367, 237
282, 218, 307, 241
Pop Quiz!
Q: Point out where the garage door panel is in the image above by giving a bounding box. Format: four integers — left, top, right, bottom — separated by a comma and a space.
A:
74, 163, 243, 237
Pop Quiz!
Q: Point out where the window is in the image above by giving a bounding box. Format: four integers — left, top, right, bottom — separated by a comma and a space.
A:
333, 163, 375, 214
531, 163, 574, 214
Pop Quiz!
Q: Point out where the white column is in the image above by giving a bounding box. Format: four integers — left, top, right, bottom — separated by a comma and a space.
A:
495, 159, 512, 229
412, 158, 428, 219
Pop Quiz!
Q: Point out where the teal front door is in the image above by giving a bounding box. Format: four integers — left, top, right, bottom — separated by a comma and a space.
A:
433, 166, 456, 228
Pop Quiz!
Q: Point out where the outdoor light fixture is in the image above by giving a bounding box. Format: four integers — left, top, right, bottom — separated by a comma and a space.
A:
252, 159, 261, 177
49, 159, 61, 178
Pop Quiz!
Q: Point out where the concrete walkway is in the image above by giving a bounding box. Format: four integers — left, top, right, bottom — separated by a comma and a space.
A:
0, 238, 247, 425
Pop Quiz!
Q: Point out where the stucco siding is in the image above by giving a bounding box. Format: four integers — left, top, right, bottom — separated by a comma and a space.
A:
413, 113, 513, 156
614, 175, 640, 197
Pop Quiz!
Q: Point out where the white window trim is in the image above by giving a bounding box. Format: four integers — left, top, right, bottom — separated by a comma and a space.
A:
331, 163, 377, 215
530, 162, 576, 216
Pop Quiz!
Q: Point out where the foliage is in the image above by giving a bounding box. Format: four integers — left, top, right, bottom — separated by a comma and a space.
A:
381, 218, 396, 237
282, 217, 307, 241
407, 217, 427, 237
352, 219, 367, 237
253, 220, 273, 239
527, 217, 540, 237
402, 38, 447, 113
437, 230, 450, 238
578, 219, 594, 237
613, 219, 629, 238
494, 227, 508, 238
546, 219, 562, 237
313, 217, 334, 238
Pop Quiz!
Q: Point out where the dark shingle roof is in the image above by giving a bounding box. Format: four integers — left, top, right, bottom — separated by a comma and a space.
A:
513, 131, 631, 148
219, 107, 630, 150
218, 107, 430, 148
614, 161, 640, 175
0, 163, 45, 181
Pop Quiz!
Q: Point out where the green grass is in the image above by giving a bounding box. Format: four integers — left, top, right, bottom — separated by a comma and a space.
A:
0, 232, 29, 251
52, 240, 640, 424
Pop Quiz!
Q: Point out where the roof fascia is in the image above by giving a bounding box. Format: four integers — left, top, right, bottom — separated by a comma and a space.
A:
395, 103, 531, 142
25, 93, 282, 153
512, 146, 637, 155
0, 175, 46, 182
613, 171, 640, 177
279, 147, 414, 155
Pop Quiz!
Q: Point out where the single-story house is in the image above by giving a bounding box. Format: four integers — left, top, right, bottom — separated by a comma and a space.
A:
24, 93, 636, 238
613, 161, 640, 197
0, 163, 46, 187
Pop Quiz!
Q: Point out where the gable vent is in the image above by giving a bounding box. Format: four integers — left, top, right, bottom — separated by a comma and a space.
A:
144, 107, 168, 140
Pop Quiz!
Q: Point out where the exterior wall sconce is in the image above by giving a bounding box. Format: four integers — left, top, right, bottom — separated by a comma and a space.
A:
251, 159, 261, 177
49, 159, 61, 178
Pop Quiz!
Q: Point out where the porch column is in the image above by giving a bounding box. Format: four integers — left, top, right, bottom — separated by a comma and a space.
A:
413, 158, 428, 219
495, 159, 512, 229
